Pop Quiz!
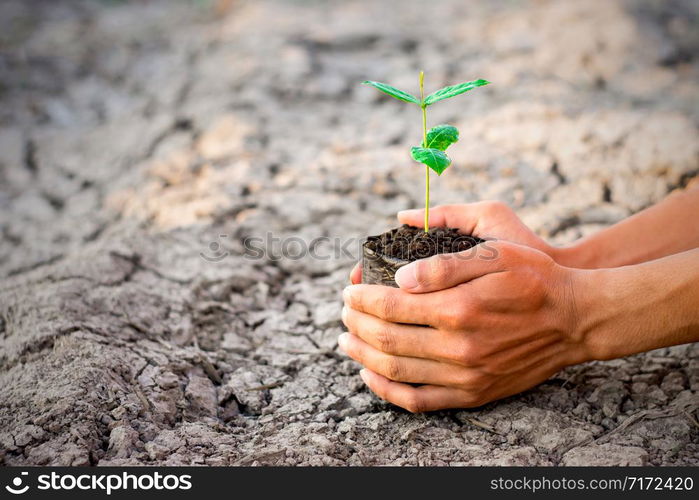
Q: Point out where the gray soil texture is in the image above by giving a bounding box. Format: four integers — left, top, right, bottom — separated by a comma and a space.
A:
1, 0, 698, 466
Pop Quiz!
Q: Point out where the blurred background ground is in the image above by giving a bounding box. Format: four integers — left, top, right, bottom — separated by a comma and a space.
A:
0, 0, 697, 465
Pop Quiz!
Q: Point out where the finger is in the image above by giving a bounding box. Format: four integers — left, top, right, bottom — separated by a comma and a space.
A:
342, 306, 474, 365
483, 352, 568, 403
350, 262, 362, 284
338, 332, 472, 386
394, 240, 515, 293
398, 203, 494, 233
343, 283, 482, 330
359, 368, 482, 412
343, 283, 455, 327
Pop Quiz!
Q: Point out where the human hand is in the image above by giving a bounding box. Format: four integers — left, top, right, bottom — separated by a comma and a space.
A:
398, 202, 557, 257
349, 202, 561, 284
341, 241, 591, 412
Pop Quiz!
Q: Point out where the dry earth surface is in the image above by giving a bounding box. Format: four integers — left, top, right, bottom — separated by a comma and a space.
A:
1, 0, 698, 466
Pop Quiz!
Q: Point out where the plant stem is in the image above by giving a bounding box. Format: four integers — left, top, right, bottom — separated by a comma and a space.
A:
419, 71, 429, 233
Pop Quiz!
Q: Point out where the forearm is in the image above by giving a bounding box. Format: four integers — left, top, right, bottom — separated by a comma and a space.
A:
555, 184, 699, 269
576, 248, 699, 361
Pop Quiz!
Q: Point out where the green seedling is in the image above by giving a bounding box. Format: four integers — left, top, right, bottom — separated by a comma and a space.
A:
362, 72, 490, 232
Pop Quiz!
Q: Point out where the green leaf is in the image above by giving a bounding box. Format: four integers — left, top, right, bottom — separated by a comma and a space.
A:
425, 124, 459, 151
362, 80, 419, 104
423, 79, 490, 106
411, 147, 452, 175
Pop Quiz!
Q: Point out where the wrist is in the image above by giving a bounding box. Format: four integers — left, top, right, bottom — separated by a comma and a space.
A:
572, 252, 699, 361
550, 243, 588, 269
554, 267, 608, 366
571, 267, 626, 361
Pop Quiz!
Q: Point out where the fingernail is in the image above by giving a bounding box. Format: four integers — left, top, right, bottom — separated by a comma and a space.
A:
337, 332, 349, 351
359, 368, 369, 383
341, 305, 348, 324
395, 262, 418, 290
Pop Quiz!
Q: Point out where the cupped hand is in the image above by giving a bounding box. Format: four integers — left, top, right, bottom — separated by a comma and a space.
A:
340, 241, 592, 412
398, 202, 556, 257
349, 202, 560, 285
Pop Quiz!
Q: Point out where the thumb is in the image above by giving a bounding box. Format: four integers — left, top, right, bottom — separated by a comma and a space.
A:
394, 240, 514, 293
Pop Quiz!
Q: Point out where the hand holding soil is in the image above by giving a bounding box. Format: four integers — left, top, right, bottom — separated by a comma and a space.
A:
342, 188, 699, 412
350, 200, 556, 283
342, 240, 586, 412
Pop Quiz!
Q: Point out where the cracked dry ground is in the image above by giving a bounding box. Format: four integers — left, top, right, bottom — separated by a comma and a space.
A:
1, 0, 698, 466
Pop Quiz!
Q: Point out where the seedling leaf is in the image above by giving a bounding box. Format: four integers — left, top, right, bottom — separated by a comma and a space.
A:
424, 79, 490, 106
411, 147, 451, 175
425, 124, 459, 151
362, 80, 420, 104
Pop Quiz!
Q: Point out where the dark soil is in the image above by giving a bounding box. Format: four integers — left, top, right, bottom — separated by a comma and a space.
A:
364, 224, 484, 262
